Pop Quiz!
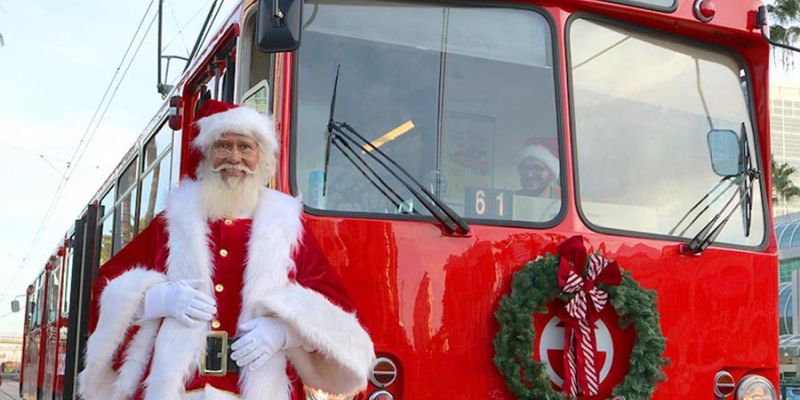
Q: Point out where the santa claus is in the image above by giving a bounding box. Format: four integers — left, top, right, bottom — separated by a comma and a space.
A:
78, 100, 375, 400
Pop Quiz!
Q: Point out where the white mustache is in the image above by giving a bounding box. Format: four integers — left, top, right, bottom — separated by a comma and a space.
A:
213, 163, 255, 175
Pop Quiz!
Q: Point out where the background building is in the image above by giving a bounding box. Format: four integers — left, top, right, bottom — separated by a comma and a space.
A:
771, 83, 800, 216
776, 214, 800, 380
773, 85, 800, 382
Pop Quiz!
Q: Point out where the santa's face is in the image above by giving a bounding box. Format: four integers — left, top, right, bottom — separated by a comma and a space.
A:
518, 158, 554, 195
211, 133, 261, 183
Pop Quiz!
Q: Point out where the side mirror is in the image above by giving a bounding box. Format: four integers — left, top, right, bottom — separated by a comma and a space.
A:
11, 300, 20, 313
256, 0, 303, 53
707, 129, 742, 177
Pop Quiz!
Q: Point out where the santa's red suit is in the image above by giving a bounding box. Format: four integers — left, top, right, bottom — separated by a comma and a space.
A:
77, 101, 374, 400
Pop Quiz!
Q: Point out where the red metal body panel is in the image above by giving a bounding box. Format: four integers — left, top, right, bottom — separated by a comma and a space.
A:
20, 285, 32, 400
21, 271, 49, 400
270, 1, 778, 397
20, 0, 778, 399
298, 217, 777, 397
21, 328, 41, 400
54, 251, 70, 400
20, 242, 73, 400
41, 260, 60, 398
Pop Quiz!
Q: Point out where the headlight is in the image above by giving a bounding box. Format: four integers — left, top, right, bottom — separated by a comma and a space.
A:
305, 388, 355, 400
736, 374, 777, 400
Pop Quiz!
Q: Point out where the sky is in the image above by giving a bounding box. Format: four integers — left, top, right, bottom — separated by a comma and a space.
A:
0, 1, 797, 338
0, 0, 236, 336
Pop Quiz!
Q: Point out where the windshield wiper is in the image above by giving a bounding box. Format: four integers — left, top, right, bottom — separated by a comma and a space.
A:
320, 67, 469, 234
683, 123, 759, 254
319, 66, 407, 211
331, 139, 407, 210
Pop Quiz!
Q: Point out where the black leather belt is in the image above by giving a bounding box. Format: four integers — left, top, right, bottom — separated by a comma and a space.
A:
200, 332, 240, 376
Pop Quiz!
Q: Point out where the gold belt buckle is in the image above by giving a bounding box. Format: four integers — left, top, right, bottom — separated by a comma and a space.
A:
200, 331, 228, 376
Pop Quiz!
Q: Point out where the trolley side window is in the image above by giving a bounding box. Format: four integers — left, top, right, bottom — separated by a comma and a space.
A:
140, 122, 173, 232
239, 6, 275, 112
98, 187, 115, 266
61, 237, 74, 318
46, 261, 61, 324
114, 158, 139, 253
294, 1, 561, 225
569, 18, 765, 247
30, 274, 44, 330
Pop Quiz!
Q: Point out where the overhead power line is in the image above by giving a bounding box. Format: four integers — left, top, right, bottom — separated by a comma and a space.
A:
0, 0, 158, 301
161, 0, 215, 54
165, 0, 190, 55
0, 142, 104, 170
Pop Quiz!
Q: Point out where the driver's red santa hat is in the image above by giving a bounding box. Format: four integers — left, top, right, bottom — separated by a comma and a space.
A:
518, 138, 559, 175
191, 99, 278, 156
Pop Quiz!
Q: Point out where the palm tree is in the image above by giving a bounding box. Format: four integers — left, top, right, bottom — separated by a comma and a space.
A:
772, 159, 800, 205
768, 0, 800, 67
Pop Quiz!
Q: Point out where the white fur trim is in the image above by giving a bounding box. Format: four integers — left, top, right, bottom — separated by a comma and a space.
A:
239, 189, 302, 323
185, 385, 245, 400
164, 180, 214, 284
144, 180, 216, 400
256, 284, 375, 395
98, 182, 363, 399
239, 189, 302, 400
147, 183, 304, 400
193, 106, 279, 157
78, 268, 166, 400
519, 144, 559, 175
111, 320, 159, 400
239, 354, 292, 400
144, 318, 207, 400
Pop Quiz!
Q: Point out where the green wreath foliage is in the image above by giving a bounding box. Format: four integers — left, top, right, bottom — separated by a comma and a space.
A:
493, 254, 668, 399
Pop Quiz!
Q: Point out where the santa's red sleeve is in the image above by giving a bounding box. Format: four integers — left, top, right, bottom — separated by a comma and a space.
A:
254, 220, 375, 396
78, 216, 169, 400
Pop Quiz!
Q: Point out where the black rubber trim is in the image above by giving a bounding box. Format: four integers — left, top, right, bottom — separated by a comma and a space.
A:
600, 0, 677, 13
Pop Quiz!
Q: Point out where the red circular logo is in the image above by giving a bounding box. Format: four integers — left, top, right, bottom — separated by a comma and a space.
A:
532, 302, 636, 399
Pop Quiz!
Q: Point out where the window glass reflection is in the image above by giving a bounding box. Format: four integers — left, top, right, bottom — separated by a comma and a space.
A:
295, 1, 560, 224
100, 188, 115, 219
62, 239, 73, 317
98, 216, 113, 266
570, 19, 764, 246
144, 125, 172, 170
139, 153, 171, 232
602, 0, 674, 9
118, 158, 137, 195
46, 265, 60, 323
114, 188, 138, 253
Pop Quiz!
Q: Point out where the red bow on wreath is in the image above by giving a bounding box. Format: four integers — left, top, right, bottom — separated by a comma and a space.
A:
557, 235, 622, 398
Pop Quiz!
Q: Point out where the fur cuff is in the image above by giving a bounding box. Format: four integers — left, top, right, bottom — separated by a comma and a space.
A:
78, 267, 166, 400
255, 284, 375, 395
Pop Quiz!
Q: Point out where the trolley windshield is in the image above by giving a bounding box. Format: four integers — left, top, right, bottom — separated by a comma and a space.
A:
293, 0, 561, 225
569, 18, 766, 247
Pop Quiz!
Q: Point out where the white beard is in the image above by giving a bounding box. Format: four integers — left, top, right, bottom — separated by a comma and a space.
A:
197, 162, 264, 220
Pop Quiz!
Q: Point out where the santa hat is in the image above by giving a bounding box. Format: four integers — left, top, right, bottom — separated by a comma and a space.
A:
518, 139, 559, 175
192, 100, 278, 156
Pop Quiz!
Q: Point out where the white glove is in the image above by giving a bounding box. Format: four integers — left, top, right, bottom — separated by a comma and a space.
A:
231, 317, 303, 370
140, 279, 217, 327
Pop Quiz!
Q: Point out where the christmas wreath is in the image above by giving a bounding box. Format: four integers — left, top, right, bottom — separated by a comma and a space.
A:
493, 236, 668, 399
